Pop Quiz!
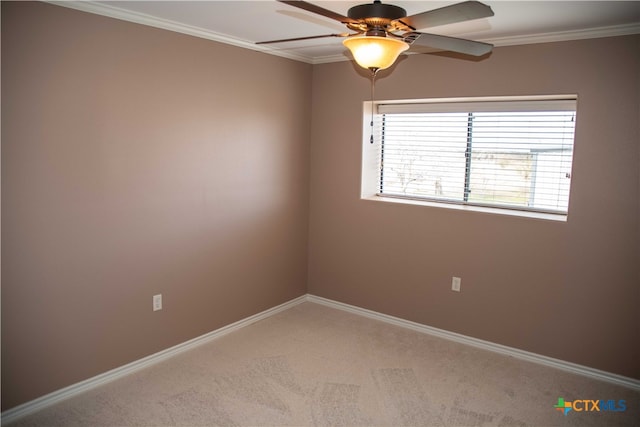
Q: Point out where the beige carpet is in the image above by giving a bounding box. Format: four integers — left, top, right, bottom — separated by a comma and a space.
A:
7, 302, 639, 426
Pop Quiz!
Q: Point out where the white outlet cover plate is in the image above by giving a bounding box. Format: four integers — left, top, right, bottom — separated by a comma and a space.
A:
153, 294, 162, 311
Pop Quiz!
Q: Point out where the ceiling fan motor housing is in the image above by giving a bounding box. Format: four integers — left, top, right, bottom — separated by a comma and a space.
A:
348, 0, 407, 35
259, 0, 494, 58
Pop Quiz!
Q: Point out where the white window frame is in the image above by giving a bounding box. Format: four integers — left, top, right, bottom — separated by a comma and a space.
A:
361, 95, 577, 221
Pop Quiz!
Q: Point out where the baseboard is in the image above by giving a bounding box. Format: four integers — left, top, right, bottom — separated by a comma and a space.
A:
306, 294, 640, 391
4, 292, 638, 424
1, 294, 308, 425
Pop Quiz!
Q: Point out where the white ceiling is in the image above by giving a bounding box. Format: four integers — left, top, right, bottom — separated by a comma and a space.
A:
55, 1, 640, 63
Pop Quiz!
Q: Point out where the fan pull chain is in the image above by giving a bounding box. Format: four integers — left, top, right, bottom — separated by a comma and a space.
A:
370, 70, 377, 144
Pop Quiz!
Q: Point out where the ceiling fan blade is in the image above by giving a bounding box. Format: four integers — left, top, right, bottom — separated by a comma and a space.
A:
278, 0, 357, 24
407, 32, 493, 56
256, 33, 349, 45
399, 1, 493, 31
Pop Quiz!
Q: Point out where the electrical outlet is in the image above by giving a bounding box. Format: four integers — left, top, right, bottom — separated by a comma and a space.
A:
153, 294, 162, 311
451, 277, 461, 292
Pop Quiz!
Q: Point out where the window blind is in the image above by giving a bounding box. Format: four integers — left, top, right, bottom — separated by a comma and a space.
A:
377, 97, 577, 214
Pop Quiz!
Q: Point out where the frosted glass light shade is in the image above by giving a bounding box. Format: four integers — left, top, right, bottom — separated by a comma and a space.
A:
343, 36, 409, 71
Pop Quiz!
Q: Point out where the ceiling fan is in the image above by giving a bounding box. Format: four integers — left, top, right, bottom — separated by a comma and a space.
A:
257, 0, 495, 73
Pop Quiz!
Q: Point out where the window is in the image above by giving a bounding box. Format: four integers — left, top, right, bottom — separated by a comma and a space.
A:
361, 96, 577, 220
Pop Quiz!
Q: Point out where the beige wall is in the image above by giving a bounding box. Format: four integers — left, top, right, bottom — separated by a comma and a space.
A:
308, 35, 640, 380
1, 2, 310, 409
2, 0, 639, 413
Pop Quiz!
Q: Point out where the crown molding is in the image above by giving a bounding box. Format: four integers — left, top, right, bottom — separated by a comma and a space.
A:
312, 54, 351, 65
482, 22, 640, 47
312, 21, 640, 64
46, 1, 316, 64
47, 1, 640, 66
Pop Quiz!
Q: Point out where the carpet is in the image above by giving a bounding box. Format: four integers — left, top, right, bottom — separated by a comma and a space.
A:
8, 302, 639, 426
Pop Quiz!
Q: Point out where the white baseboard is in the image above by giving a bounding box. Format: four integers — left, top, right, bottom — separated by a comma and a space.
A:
1, 295, 308, 425
4, 292, 638, 424
306, 294, 640, 391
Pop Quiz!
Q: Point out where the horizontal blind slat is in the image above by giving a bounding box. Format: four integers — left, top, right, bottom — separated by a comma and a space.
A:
378, 98, 576, 214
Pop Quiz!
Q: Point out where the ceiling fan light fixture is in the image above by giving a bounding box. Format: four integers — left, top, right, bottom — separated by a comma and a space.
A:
343, 36, 409, 72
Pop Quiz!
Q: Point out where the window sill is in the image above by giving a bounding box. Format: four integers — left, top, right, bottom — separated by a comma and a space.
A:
362, 195, 568, 222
